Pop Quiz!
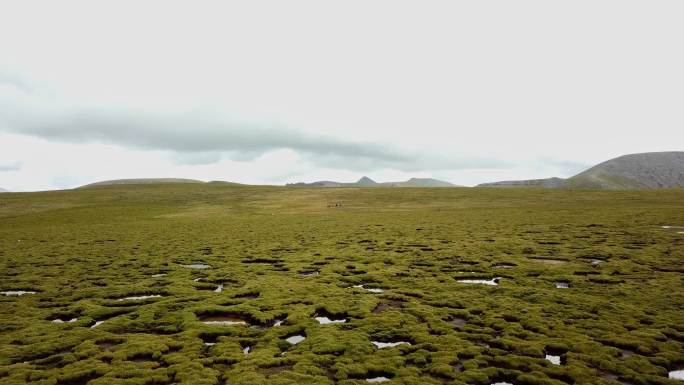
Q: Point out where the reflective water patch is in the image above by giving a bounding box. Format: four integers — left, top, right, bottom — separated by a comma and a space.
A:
315, 316, 347, 324
117, 295, 162, 301
286, 335, 305, 345
352, 285, 384, 293
670, 370, 684, 380
183, 264, 211, 269
201, 315, 249, 326
52, 318, 78, 323
366, 377, 390, 383
456, 277, 500, 286
372, 341, 410, 349
1, 290, 36, 296
546, 354, 561, 365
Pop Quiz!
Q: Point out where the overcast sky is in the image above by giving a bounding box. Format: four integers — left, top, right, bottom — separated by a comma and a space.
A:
1, 1, 682, 191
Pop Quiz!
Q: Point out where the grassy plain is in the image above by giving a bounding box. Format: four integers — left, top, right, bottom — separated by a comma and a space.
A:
1, 185, 683, 385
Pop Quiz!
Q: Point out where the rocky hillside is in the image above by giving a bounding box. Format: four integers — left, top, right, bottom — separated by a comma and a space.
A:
566, 152, 684, 189
477, 152, 684, 189
288, 176, 456, 188
477, 177, 567, 188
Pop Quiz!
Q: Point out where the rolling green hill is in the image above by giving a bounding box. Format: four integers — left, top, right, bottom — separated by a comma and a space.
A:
80, 178, 205, 188
80, 178, 246, 189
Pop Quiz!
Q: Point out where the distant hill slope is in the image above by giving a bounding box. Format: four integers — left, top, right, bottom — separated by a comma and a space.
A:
477, 152, 684, 189
80, 178, 206, 188
384, 178, 456, 187
287, 176, 457, 188
0, 187, 9, 193
566, 152, 684, 189
477, 177, 567, 188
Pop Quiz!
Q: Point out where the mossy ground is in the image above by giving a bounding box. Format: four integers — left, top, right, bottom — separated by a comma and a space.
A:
1, 185, 683, 385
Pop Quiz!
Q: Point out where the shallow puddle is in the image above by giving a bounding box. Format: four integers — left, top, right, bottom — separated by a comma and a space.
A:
352, 285, 384, 293
117, 294, 162, 301
670, 370, 684, 380
300, 270, 319, 277
555, 281, 570, 289
183, 264, 211, 269
366, 377, 390, 383
214, 284, 224, 293
151, 273, 167, 278
52, 318, 78, 323
456, 277, 500, 286
243, 346, 251, 355
1, 290, 36, 296
491, 383, 513, 385
315, 316, 347, 324
91, 320, 105, 328
286, 335, 305, 345
545, 354, 561, 365
201, 315, 249, 326
372, 341, 410, 349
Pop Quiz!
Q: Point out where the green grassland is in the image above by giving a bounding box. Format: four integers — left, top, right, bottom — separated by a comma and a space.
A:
1, 185, 683, 385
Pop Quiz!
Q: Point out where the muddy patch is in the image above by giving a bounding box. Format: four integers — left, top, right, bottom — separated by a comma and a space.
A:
528, 257, 568, 265
372, 300, 404, 314
554, 281, 570, 289
233, 291, 260, 299
183, 264, 211, 269
491, 262, 517, 269
446, 316, 467, 329
97, 339, 123, 352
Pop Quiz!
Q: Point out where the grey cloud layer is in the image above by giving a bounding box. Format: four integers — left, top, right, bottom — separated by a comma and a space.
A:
0, 75, 507, 171
0, 161, 22, 172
